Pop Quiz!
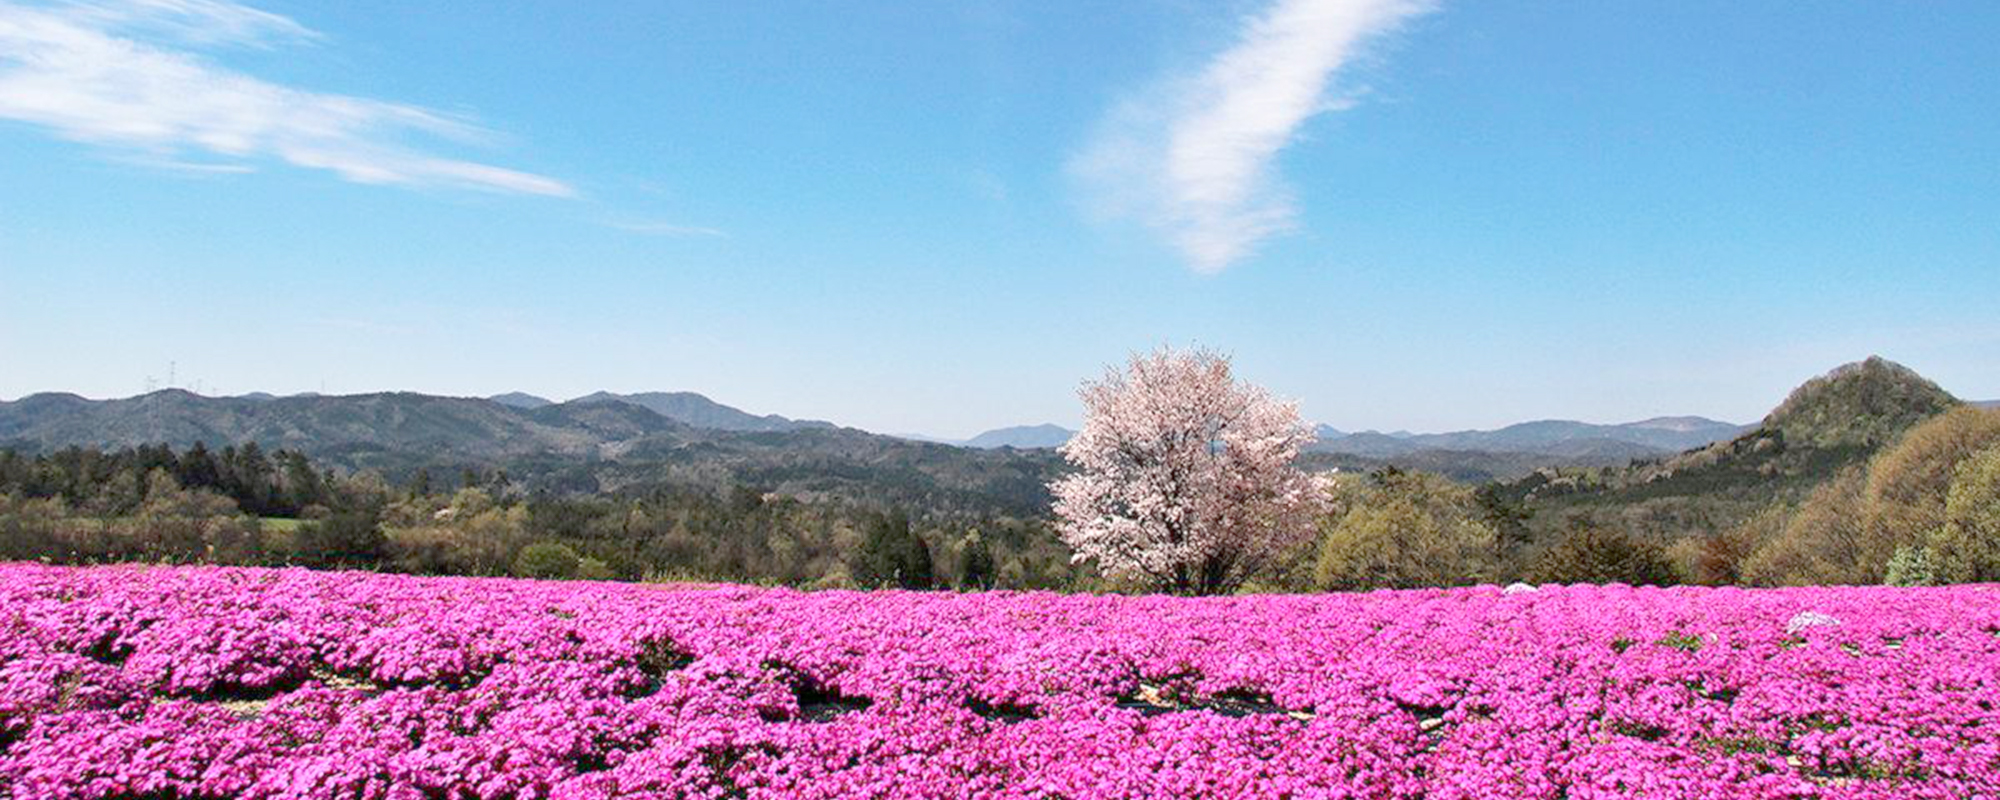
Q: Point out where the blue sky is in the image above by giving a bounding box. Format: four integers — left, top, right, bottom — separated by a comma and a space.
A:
1, 0, 1995, 437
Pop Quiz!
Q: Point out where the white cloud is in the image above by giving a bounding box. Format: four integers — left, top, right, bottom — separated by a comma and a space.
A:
0, 0, 572, 196
1072, 0, 1431, 272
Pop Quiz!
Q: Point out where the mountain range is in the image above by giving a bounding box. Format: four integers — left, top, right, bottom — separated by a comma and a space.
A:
1308, 416, 1745, 461
0, 390, 1057, 516
0, 361, 1986, 513
903, 415, 1748, 461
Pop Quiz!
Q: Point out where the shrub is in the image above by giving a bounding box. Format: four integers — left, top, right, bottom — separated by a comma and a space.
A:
294, 511, 388, 568
513, 541, 583, 580
1529, 524, 1680, 586
1883, 545, 1938, 587
576, 556, 617, 581
1314, 470, 1499, 591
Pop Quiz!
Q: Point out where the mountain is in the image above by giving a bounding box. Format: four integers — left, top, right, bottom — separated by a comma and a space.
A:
1758, 356, 1957, 450
573, 391, 833, 433
963, 424, 1073, 450
1495, 356, 1963, 546
0, 390, 1055, 516
488, 392, 553, 410
1311, 416, 1743, 459
0, 390, 594, 463
1974, 400, 1999, 409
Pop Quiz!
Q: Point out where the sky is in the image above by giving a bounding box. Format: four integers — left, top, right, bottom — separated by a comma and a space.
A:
1, 0, 1995, 438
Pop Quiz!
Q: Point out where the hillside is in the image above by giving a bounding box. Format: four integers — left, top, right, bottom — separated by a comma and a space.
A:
573, 391, 834, 433
0, 390, 1057, 516
1496, 356, 1961, 544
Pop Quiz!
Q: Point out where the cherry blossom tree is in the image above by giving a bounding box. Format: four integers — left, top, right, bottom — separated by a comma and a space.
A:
1051, 347, 1322, 595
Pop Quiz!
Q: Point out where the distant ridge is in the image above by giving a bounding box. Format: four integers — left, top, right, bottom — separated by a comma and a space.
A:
571, 391, 834, 433
0, 389, 1058, 516
891, 424, 1075, 449
1308, 416, 1744, 460
488, 392, 553, 410
964, 424, 1073, 450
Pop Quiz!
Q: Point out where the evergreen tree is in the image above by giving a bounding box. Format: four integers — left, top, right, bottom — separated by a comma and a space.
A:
856, 510, 933, 589
958, 530, 995, 590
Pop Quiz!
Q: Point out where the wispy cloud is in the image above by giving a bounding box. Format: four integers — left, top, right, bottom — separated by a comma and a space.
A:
0, 0, 572, 196
1071, 0, 1431, 272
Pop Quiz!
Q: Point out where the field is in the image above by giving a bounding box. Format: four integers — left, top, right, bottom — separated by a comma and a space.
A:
2, 566, 1998, 798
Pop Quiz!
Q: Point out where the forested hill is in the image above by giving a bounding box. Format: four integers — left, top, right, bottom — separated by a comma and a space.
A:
0, 390, 1062, 517
1494, 356, 1964, 543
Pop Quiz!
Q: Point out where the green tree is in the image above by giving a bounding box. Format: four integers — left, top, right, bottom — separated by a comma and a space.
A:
1859, 407, 2000, 567
1529, 523, 1680, 586
1927, 444, 2000, 583
513, 541, 583, 579
1740, 467, 1870, 586
958, 530, 995, 590
1883, 545, 1939, 587
855, 510, 933, 589
294, 509, 387, 568
1314, 470, 1499, 590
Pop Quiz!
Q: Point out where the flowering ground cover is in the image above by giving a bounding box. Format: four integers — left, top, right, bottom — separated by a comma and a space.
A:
2, 565, 1998, 799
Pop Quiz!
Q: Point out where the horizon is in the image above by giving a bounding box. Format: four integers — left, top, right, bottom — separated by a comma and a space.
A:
3, 1, 1996, 438
6, 354, 1997, 441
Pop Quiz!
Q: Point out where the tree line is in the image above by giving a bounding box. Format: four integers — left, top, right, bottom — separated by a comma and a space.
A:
5, 351, 1993, 595
0, 445, 1081, 590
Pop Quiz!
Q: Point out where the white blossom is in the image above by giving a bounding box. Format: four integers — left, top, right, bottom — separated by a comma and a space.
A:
1051, 347, 1321, 594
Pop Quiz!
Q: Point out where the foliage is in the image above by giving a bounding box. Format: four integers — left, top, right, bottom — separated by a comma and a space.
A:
293, 510, 388, 568
853, 510, 934, 590
1739, 467, 1868, 586
1762, 356, 1958, 450
957, 530, 996, 590
576, 556, 617, 581
0, 442, 331, 518
1051, 347, 1322, 595
1312, 469, 1499, 590
1926, 444, 2000, 583
513, 541, 584, 580
1675, 504, 1783, 586
1883, 545, 1939, 587
0, 444, 1084, 590
1857, 407, 2000, 564
1528, 523, 1680, 586
1490, 358, 1959, 558
1742, 408, 2000, 586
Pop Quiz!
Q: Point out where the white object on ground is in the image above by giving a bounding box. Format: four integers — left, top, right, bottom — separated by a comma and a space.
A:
1786, 611, 1841, 635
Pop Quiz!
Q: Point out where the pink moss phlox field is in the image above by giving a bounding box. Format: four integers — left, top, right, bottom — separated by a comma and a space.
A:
3, 566, 2000, 798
